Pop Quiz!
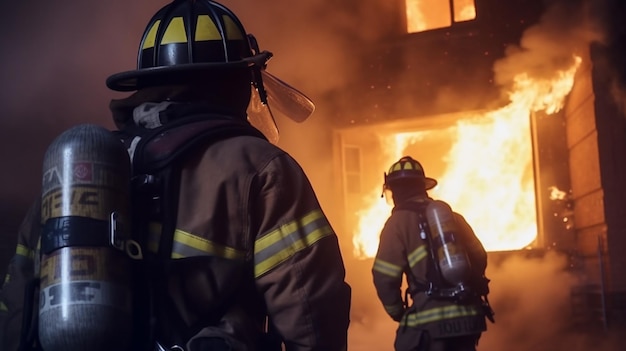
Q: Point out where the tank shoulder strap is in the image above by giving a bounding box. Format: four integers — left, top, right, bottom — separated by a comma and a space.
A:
392, 199, 429, 214
392, 200, 448, 296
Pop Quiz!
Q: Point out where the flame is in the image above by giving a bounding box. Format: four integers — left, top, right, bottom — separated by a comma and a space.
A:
353, 56, 582, 258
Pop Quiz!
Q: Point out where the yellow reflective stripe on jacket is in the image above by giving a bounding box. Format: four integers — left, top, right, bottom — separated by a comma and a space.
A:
254, 209, 333, 278
171, 229, 245, 260
400, 304, 482, 327
384, 303, 404, 317
373, 258, 403, 278
0, 301, 7, 312
16, 244, 34, 260
145, 222, 245, 260
408, 245, 428, 268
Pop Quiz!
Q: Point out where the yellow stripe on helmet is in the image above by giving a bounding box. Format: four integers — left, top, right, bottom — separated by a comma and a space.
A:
142, 20, 161, 49
161, 17, 188, 45
222, 15, 245, 40
195, 15, 222, 41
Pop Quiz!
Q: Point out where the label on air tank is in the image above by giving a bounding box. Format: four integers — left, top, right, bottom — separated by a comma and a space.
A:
39, 280, 131, 314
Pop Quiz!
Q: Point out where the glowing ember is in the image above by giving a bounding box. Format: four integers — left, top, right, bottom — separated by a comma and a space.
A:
548, 186, 568, 201
353, 56, 582, 258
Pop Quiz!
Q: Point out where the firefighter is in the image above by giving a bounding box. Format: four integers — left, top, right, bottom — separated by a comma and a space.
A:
0, 199, 41, 351
372, 156, 490, 351
0, 0, 351, 350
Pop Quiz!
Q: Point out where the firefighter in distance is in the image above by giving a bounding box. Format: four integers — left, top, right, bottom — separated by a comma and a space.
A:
372, 156, 492, 351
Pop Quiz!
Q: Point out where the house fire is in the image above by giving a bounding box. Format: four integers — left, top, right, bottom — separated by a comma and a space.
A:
317, 0, 626, 348
0, 0, 624, 350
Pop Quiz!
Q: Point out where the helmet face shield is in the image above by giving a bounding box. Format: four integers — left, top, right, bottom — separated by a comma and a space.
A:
247, 86, 279, 144
262, 71, 315, 123
246, 70, 316, 144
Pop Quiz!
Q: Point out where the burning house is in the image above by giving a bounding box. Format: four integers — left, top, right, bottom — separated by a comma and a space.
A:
316, 0, 626, 348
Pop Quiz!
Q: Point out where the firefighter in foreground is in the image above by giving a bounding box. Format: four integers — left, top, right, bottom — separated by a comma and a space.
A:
0, 0, 351, 350
372, 156, 493, 351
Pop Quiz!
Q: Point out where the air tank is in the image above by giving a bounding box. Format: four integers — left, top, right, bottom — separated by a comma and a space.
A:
425, 200, 471, 287
38, 124, 133, 351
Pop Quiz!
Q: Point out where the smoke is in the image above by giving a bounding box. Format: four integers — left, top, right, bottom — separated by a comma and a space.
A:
492, 0, 626, 118
342, 251, 620, 351
478, 251, 613, 351
492, 0, 600, 94
591, 0, 626, 116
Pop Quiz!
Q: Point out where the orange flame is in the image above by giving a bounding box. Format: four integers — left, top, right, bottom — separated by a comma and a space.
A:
353, 56, 582, 258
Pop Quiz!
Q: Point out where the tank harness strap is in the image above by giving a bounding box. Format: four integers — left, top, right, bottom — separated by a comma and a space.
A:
18, 278, 42, 351
393, 201, 450, 300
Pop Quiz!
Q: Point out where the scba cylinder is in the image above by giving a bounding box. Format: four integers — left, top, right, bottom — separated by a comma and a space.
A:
39, 124, 133, 351
425, 200, 471, 287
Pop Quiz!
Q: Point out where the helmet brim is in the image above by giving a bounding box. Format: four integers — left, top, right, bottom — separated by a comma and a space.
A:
106, 60, 254, 92
425, 177, 438, 190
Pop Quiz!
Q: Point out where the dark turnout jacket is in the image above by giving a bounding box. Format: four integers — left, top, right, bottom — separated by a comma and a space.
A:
0, 114, 351, 351
372, 196, 487, 341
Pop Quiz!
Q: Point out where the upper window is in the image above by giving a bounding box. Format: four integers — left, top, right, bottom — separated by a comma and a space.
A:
406, 0, 477, 33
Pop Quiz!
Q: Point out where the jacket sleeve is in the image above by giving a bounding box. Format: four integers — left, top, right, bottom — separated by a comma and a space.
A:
252, 154, 351, 351
372, 216, 407, 322
0, 199, 42, 351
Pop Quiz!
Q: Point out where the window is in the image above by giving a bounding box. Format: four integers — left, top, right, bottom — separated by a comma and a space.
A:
406, 0, 476, 33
